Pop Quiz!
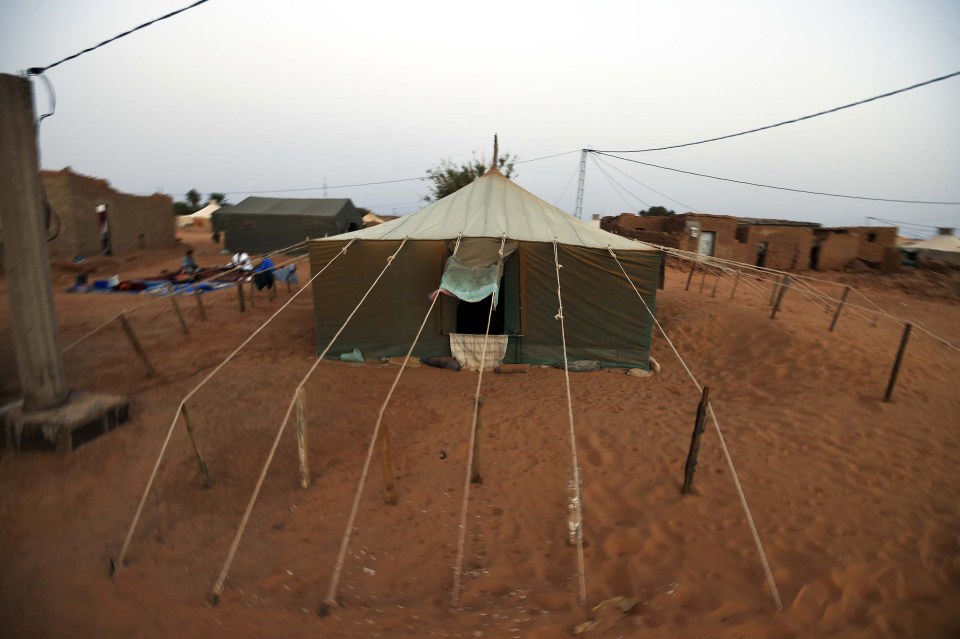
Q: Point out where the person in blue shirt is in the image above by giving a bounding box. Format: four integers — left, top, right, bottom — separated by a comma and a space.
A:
253, 256, 275, 291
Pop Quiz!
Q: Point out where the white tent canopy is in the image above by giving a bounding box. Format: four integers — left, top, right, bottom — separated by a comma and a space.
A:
324, 169, 655, 251
177, 202, 221, 228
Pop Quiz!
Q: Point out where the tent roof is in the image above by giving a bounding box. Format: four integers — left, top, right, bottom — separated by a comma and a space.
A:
904, 233, 960, 253
220, 196, 354, 217
320, 169, 655, 251
183, 202, 220, 220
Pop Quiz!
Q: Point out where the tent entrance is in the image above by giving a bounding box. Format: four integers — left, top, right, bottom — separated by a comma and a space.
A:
455, 275, 506, 334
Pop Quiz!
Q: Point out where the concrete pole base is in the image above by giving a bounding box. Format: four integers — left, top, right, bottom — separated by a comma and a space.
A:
1, 392, 130, 453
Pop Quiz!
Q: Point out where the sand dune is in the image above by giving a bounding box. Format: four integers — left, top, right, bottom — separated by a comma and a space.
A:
1, 232, 958, 638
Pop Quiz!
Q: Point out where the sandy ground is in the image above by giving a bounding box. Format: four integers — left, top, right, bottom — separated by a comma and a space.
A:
1, 227, 959, 638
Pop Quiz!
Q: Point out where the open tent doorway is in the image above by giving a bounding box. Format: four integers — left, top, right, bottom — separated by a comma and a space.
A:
455, 274, 506, 334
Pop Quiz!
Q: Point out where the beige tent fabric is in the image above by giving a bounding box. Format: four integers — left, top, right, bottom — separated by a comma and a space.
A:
449, 333, 509, 371
318, 169, 655, 252
176, 202, 220, 228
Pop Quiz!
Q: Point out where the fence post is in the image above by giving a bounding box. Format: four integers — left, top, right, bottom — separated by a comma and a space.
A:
119, 314, 158, 378
180, 404, 212, 488
829, 286, 851, 332
884, 323, 912, 402
171, 295, 189, 335
236, 280, 245, 312
770, 275, 791, 320
682, 386, 710, 494
729, 270, 741, 300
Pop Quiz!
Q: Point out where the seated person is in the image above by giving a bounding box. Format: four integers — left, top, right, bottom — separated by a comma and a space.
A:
230, 249, 253, 272
181, 249, 200, 275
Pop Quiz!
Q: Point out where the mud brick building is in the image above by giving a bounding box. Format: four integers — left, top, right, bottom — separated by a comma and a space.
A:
39, 167, 176, 258
601, 212, 898, 272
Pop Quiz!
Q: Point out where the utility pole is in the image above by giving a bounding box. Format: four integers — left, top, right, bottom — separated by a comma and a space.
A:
0, 73, 127, 451
574, 148, 589, 221
0, 73, 69, 411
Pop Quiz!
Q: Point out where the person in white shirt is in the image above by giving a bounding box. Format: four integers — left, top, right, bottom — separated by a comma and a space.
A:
230, 250, 253, 272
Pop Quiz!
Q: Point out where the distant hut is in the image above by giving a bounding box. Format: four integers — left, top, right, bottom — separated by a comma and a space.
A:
213, 197, 363, 253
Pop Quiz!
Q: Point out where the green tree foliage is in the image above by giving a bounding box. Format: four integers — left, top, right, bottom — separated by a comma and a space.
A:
638, 205, 677, 217
173, 201, 194, 216
424, 152, 518, 202
209, 192, 229, 205
186, 188, 202, 208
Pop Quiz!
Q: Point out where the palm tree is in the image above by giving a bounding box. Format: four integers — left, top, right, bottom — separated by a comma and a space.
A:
209, 192, 229, 205
186, 188, 201, 209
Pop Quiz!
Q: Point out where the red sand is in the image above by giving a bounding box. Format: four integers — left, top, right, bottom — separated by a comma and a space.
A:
1, 228, 959, 638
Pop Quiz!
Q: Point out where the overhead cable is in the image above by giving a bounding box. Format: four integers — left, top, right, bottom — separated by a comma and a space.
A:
593, 70, 960, 153
595, 152, 960, 205
28, 0, 211, 75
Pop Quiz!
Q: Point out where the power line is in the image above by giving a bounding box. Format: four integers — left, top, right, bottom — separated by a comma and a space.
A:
589, 154, 650, 211
516, 149, 580, 164
199, 176, 427, 198
594, 70, 960, 153
592, 153, 701, 213
181, 151, 576, 198
595, 151, 960, 205
867, 216, 953, 230
27, 0, 211, 75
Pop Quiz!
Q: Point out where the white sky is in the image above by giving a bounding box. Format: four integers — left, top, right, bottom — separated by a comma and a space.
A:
2, 0, 958, 236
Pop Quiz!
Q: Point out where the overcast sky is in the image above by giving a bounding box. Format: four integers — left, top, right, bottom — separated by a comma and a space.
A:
2, 0, 958, 236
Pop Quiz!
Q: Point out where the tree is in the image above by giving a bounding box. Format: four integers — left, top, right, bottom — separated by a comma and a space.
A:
424, 152, 518, 202
173, 201, 194, 216
638, 205, 676, 217
185, 188, 201, 208
208, 192, 229, 205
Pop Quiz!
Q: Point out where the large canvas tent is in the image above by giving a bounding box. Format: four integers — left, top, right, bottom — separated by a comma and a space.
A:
308, 169, 661, 369
213, 197, 363, 253
176, 201, 220, 229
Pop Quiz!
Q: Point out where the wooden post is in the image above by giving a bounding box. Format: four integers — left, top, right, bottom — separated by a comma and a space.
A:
684, 260, 697, 291
378, 422, 397, 504
236, 280, 245, 312
657, 251, 666, 290
119, 314, 158, 377
883, 323, 912, 403
681, 386, 710, 494
698, 267, 707, 293
194, 292, 207, 321
248, 278, 255, 308
180, 404, 212, 488
295, 387, 310, 488
770, 275, 791, 320
729, 270, 741, 300
471, 396, 483, 484
286, 281, 292, 295
829, 286, 850, 332
769, 274, 782, 306
170, 295, 189, 335
710, 271, 720, 298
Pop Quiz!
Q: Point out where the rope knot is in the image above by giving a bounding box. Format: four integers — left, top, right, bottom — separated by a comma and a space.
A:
555, 308, 564, 320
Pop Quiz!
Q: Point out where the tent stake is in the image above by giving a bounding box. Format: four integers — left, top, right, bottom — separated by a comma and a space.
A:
729, 270, 741, 300
685, 260, 697, 291
180, 404, 212, 488
119, 313, 158, 378
236, 280, 245, 312
829, 286, 850, 332
378, 421, 398, 504
295, 387, 310, 488
171, 295, 189, 335
770, 275, 791, 320
884, 323, 912, 403
682, 386, 710, 494
194, 291, 207, 321
471, 396, 483, 484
